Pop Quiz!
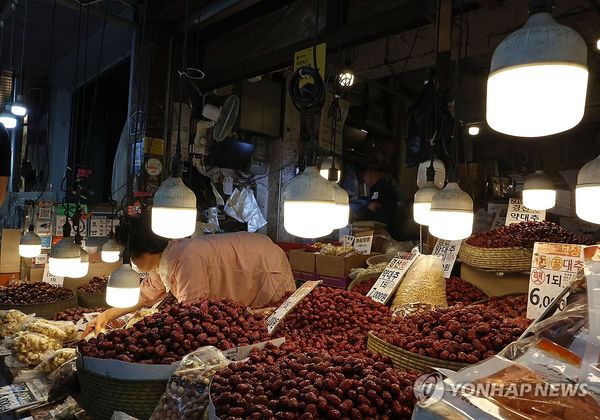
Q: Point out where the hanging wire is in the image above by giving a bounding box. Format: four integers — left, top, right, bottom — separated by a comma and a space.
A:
172, 0, 189, 178
17, 0, 26, 95
8, 2, 14, 74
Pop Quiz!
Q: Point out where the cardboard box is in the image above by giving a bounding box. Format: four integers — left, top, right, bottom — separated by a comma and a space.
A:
0, 272, 19, 286
1, 229, 22, 273
460, 263, 529, 296
288, 249, 317, 281
316, 253, 371, 280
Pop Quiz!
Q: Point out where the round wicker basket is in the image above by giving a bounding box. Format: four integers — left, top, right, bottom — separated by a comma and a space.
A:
367, 331, 469, 372
366, 254, 394, 267
0, 294, 78, 318
76, 290, 106, 309
77, 360, 167, 420
459, 242, 533, 272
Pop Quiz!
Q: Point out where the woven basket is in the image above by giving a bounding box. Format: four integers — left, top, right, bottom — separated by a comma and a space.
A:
77, 360, 167, 420
0, 294, 78, 318
76, 290, 106, 309
347, 270, 383, 292
367, 332, 469, 372
366, 254, 393, 267
459, 242, 533, 272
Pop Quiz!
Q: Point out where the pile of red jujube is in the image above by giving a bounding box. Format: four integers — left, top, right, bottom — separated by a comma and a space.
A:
211, 342, 419, 420
483, 295, 529, 322
373, 305, 527, 364
466, 221, 593, 249
350, 277, 377, 296
77, 299, 270, 364
50, 307, 107, 322
77, 277, 108, 294
0, 282, 74, 304
445, 277, 486, 306
277, 288, 392, 355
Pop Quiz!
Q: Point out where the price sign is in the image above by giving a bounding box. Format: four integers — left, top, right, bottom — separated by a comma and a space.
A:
222, 337, 285, 361
341, 235, 354, 247
267, 281, 321, 335
526, 242, 584, 319
42, 264, 64, 288
505, 198, 546, 226
367, 252, 419, 304
353, 232, 373, 255
432, 239, 462, 278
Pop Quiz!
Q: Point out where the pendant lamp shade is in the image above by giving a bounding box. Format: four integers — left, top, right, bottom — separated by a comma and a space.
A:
486, 12, 588, 137
19, 231, 41, 258
319, 156, 341, 183
152, 177, 197, 239
576, 154, 600, 224
0, 111, 17, 129
48, 237, 83, 277
331, 182, 350, 230
11, 96, 27, 117
413, 181, 439, 226
429, 183, 474, 240
284, 167, 336, 238
523, 170, 556, 210
69, 250, 90, 279
106, 264, 141, 308
101, 238, 121, 263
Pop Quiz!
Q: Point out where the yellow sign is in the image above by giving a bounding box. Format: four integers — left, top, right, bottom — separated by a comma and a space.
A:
143, 137, 165, 155
294, 43, 326, 80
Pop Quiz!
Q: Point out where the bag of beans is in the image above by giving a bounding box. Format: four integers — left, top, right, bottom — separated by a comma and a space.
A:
391, 254, 448, 315
150, 346, 230, 420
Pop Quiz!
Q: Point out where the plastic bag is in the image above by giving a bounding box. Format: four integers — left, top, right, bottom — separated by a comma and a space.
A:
35, 348, 76, 375
49, 396, 84, 419
22, 320, 78, 343
5, 331, 62, 366
0, 310, 32, 338
150, 346, 230, 420
224, 188, 267, 232
391, 254, 448, 313
48, 359, 78, 402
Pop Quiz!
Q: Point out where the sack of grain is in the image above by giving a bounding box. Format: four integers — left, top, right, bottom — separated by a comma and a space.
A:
391, 255, 448, 314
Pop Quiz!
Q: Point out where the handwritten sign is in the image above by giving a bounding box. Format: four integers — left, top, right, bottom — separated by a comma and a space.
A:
526, 242, 584, 320
367, 252, 419, 304
505, 198, 546, 226
267, 281, 321, 334
42, 264, 64, 288
432, 239, 462, 278
354, 233, 373, 255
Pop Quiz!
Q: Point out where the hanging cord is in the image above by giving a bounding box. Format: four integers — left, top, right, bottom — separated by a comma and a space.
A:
172, 0, 189, 178
287, 0, 324, 167
17, 0, 26, 98
449, 0, 465, 183
8, 2, 13, 74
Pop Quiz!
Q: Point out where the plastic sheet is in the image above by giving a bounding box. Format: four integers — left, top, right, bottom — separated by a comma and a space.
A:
224, 187, 267, 232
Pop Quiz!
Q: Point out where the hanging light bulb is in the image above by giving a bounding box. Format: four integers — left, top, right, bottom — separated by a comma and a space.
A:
19, 231, 41, 258
331, 182, 349, 229
429, 182, 474, 240
576, 154, 600, 224
319, 156, 341, 183
0, 110, 17, 129
523, 170, 556, 210
338, 71, 355, 88
106, 264, 141, 308
69, 249, 89, 279
101, 238, 121, 263
413, 181, 439, 226
152, 177, 197, 239
467, 125, 480, 136
284, 166, 336, 238
10, 95, 27, 117
486, 1, 588, 137
48, 237, 83, 277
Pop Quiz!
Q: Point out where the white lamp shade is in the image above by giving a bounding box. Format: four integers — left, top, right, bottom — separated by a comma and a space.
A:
10, 104, 27, 117
338, 72, 355, 87
319, 156, 341, 183
522, 170, 556, 210
101, 238, 121, 263
69, 250, 90, 279
576, 154, 600, 224
284, 167, 335, 238
0, 112, 17, 129
19, 232, 42, 258
413, 181, 439, 226
48, 237, 83, 277
152, 177, 197, 239
331, 182, 349, 229
486, 13, 588, 137
429, 182, 474, 240
417, 159, 446, 189
106, 264, 141, 308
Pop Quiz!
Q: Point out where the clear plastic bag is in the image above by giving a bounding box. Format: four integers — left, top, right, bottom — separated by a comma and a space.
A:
5, 331, 62, 366
35, 348, 76, 375
224, 187, 267, 232
150, 346, 230, 420
391, 254, 448, 313
0, 310, 32, 338
22, 319, 78, 343
48, 359, 78, 402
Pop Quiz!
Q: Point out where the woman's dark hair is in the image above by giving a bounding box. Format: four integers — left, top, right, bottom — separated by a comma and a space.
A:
114, 211, 169, 259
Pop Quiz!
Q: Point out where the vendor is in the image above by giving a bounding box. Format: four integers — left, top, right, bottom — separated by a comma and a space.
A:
357, 164, 400, 239
93, 213, 296, 332
0, 126, 10, 206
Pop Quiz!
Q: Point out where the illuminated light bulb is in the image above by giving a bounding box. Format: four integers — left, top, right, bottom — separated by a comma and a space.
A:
429, 182, 474, 240
413, 181, 439, 226
48, 237, 82, 277
152, 177, 197, 239
522, 170, 556, 210
0, 111, 17, 129
331, 182, 349, 230
106, 264, 141, 308
19, 231, 42, 258
467, 126, 480, 136
101, 238, 121, 263
338, 71, 355, 87
576, 154, 600, 224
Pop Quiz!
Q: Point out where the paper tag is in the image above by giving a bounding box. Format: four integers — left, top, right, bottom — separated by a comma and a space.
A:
526, 242, 584, 320
341, 235, 355, 247
222, 337, 286, 361
505, 198, 546, 226
354, 233, 373, 255
42, 264, 64, 288
267, 281, 321, 335
366, 252, 419, 304
83, 312, 101, 323
0, 379, 48, 414
432, 239, 462, 278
